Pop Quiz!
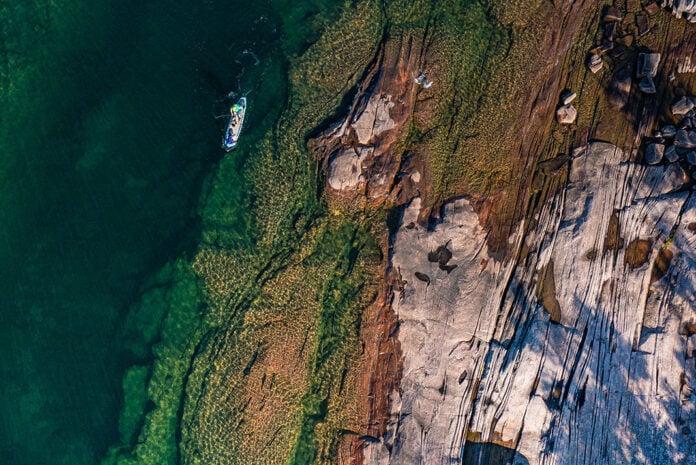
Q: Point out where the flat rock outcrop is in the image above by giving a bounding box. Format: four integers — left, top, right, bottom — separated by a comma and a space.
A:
314, 33, 425, 202
366, 143, 696, 464
663, 0, 696, 20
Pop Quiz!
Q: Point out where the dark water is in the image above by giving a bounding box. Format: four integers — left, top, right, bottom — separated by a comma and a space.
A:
0, 1, 285, 464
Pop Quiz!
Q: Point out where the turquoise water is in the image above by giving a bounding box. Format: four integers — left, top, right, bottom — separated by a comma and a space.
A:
0, 1, 285, 463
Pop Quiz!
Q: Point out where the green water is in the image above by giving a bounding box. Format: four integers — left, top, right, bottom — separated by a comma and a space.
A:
0, 1, 288, 463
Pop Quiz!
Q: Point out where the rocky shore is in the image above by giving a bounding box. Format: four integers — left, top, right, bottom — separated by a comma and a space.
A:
166, 2, 696, 464
311, 1, 696, 464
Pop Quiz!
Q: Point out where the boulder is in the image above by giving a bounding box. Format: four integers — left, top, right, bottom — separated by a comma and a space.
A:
587, 54, 603, 74
659, 164, 690, 195
637, 52, 660, 78
671, 96, 696, 116
665, 145, 680, 162
662, 125, 677, 138
643, 1, 660, 15
688, 151, 696, 166
556, 104, 577, 124
327, 147, 368, 191
604, 6, 624, 21
639, 76, 657, 94
675, 129, 696, 149
636, 13, 650, 36
645, 143, 665, 164
561, 90, 577, 105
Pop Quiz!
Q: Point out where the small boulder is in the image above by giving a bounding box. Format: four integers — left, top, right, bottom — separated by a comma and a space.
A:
661, 164, 690, 194
604, 22, 617, 41
636, 13, 650, 36
561, 90, 577, 105
604, 6, 624, 21
662, 125, 677, 138
556, 104, 577, 124
671, 96, 696, 116
639, 76, 656, 94
675, 130, 696, 149
643, 1, 660, 15
587, 54, 603, 74
688, 152, 696, 165
645, 143, 665, 164
637, 52, 660, 78
665, 145, 680, 162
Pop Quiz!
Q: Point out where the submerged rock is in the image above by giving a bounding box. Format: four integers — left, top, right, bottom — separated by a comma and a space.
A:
645, 143, 665, 164
556, 104, 577, 124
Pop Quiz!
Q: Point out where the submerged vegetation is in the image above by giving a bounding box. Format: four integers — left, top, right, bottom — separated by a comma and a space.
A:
104, 0, 577, 463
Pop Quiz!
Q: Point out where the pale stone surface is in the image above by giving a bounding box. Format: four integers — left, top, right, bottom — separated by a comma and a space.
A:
326, 147, 369, 190
352, 94, 397, 145
637, 52, 661, 78
561, 90, 577, 105
662, 0, 696, 19
556, 104, 577, 124
587, 54, 603, 74
366, 143, 696, 465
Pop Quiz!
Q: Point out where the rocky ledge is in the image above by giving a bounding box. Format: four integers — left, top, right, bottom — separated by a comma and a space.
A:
365, 142, 696, 464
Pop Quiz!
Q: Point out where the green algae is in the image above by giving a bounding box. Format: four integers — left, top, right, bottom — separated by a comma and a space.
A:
96, 1, 571, 464
101, 260, 207, 465
289, 221, 381, 465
